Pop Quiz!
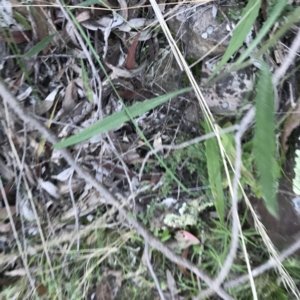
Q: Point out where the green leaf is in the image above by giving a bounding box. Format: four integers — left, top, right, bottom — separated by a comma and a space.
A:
54, 87, 191, 149
254, 62, 278, 217
236, 0, 287, 64
81, 59, 93, 103
13, 11, 31, 30
23, 34, 55, 57
204, 122, 225, 223
209, 0, 261, 78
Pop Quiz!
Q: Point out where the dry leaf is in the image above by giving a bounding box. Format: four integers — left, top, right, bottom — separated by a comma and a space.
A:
0, 30, 32, 44
31, 4, 49, 54
178, 247, 191, 278
36, 283, 48, 295
65, 22, 79, 46
126, 31, 141, 70
76, 11, 91, 23
95, 277, 113, 300
38, 179, 59, 199
0, 222, 12, 233
0, 206, 16, 221
51, 167, 73, 181
105, 61, 146, 78
63, 80, 77, 113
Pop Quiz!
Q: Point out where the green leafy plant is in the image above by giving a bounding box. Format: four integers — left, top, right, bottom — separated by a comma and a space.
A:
204, 122, 225, 223
210, 0, 261, 77
254, 62, 279, 217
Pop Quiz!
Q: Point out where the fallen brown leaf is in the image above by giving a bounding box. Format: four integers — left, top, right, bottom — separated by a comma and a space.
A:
126, 31, 141, 70
178, 247, 191, 278
63, 80, 78, 114
95, 277, 113, 300
0, 222, 12, 233
0, 30, 32, 44
31, 3, 50, 54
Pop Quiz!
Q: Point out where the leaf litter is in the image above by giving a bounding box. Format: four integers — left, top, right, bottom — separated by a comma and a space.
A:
0, 0, 300, 299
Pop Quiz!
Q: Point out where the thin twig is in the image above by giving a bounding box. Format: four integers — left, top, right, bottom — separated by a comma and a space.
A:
145, 242, 166, 300
225, 237, 300, 290
139, 125, 239, 180
273, 27, 300, 85
0, 79, 233, 300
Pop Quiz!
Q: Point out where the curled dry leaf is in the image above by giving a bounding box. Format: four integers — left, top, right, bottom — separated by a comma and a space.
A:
282, 103, 300, 153
19, 197, 35, 221
129, 30, 152, 41
63, 80, 78, 114
38, 179, 60, 199
105, 61, 147, 78
17, 86, 32, 101
117, 18, 150, 32
117, 0, 128, 21
126, 31, 141, 70
76, 10, 91, 23
65, 21, 79, 47
51, 167, 73, 181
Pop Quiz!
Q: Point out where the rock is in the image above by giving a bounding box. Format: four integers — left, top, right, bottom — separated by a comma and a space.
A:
167, 4, 229, 60
197, 58, 254, 114
150, 2, 254, 117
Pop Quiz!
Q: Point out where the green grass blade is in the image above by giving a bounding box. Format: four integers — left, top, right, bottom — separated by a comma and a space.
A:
13, 11, 31, 30
254, 7, 300, 60
236, 0, 287, 64
23, 34, 55, 57
54, 87, 191, 149
81, 59, 94, 103
209, 0, 261, 78
204, 122, 225, 223
254, 62, 278, 217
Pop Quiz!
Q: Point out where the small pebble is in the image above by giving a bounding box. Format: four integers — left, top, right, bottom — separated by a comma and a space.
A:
201, 32, 208, 39
221, 101, 229, 109
207, 25, 214, 35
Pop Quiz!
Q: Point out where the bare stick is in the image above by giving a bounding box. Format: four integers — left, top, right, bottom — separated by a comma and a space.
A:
0, 80, 233, 300
145, 242, 166, 300
273, 28, 300, 86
